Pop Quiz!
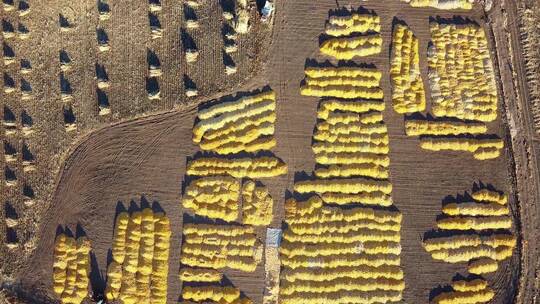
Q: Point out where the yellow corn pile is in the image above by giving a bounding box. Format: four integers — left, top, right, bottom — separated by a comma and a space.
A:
390, 24, 426, 113
433, 278, 494, 304
179, 267, 223, 282
186, 156, 287, 178
241, 180, 273, 226
321, 12, 381, 59
404, 0, 473, 10
419, 137, 504, 160
428, 20, 498, 122
182, 285, 253, 304
105, 209, 171, 304
182, 176, 240, 222
301, 66, 383, 100
423, 186, 516, 275
320, 35, 382, 59
404, 118, 488, 136
180, 223, 262, 272
52, 234, 91, 304
280, 197, 404, 304
325, 13, 380, 37
193, 91, 276, 151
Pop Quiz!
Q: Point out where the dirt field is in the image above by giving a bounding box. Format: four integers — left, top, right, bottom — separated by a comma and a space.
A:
2, 0, 540, 303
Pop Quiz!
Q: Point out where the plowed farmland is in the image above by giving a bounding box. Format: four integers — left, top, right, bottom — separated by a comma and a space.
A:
1, 0, 539, 304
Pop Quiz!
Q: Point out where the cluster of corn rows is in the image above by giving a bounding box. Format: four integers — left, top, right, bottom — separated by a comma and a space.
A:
52, 234, 91, 304
183, 90, 284, 222
104, 209, 171, 304
402, 0, 474, 10
424, 187, 516, 303
432, 278, 495, 304
280, 196, 404, 304
182, 176, 273, 224
390, 24, 426, 114
299, 65, 392, 207
179, 224, 259, 303
282, 9, 404, 303
389, 19, 503, 160
423, 188, 516, 273
180, 90, 286, 303
320, 12, 382, 60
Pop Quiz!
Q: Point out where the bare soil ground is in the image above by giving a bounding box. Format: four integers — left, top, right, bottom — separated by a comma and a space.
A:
2, 0, 540, 303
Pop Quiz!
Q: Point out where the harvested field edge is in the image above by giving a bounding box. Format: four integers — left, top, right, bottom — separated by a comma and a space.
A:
487, 0, 540, 303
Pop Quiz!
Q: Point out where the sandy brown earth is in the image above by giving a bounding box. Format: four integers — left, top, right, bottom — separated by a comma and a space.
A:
2, 0, 540, 303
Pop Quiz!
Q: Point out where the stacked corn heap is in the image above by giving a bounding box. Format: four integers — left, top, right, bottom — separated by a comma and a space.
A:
404, 116, 503, 160
419, 19, 503, 160
300, 66, 384, 100
390, 23, 426, 114
433, 277, 495, 304
429, 20, 497, 122
280, 196, 404, 304
401, 0, 473, 10
105, 209, 171, 304
179, 223, 260, 303
284, 59, 404, 302
423, 187, 516, 303
52, 234, 91, 304
183, 90, 285, 222
320, 11, 382, 59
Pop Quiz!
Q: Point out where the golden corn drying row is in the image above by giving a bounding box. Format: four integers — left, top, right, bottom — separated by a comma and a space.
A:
182, 176, 240, 222
182, 285, 253, 304
242, 180, 273, 226
433, 277, 494, 304
180, 223, 263, 272
428, 20, 498, 122
186, 156, 287, 178
325, 12, 380, 37
404, 119, 488, 136
423, 186, 516, 275
321, 12, 381, 59
301, 66, 384, 100
390, 24, 426, 113
105, 209, 171, 304
419, 137, 504, 160
53, 234, 91, 304
403, 0, 473, 10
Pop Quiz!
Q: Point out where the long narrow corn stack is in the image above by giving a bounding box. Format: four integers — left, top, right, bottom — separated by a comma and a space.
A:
390, 23, 426, 113
180, 223, 262, 272
301, 66, 384, 100
53, 234, 91, 304
403, 0, 474, 10
105, 209, 171, 304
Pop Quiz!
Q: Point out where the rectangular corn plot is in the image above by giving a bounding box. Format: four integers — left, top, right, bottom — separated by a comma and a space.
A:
428, 19, 498, 122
